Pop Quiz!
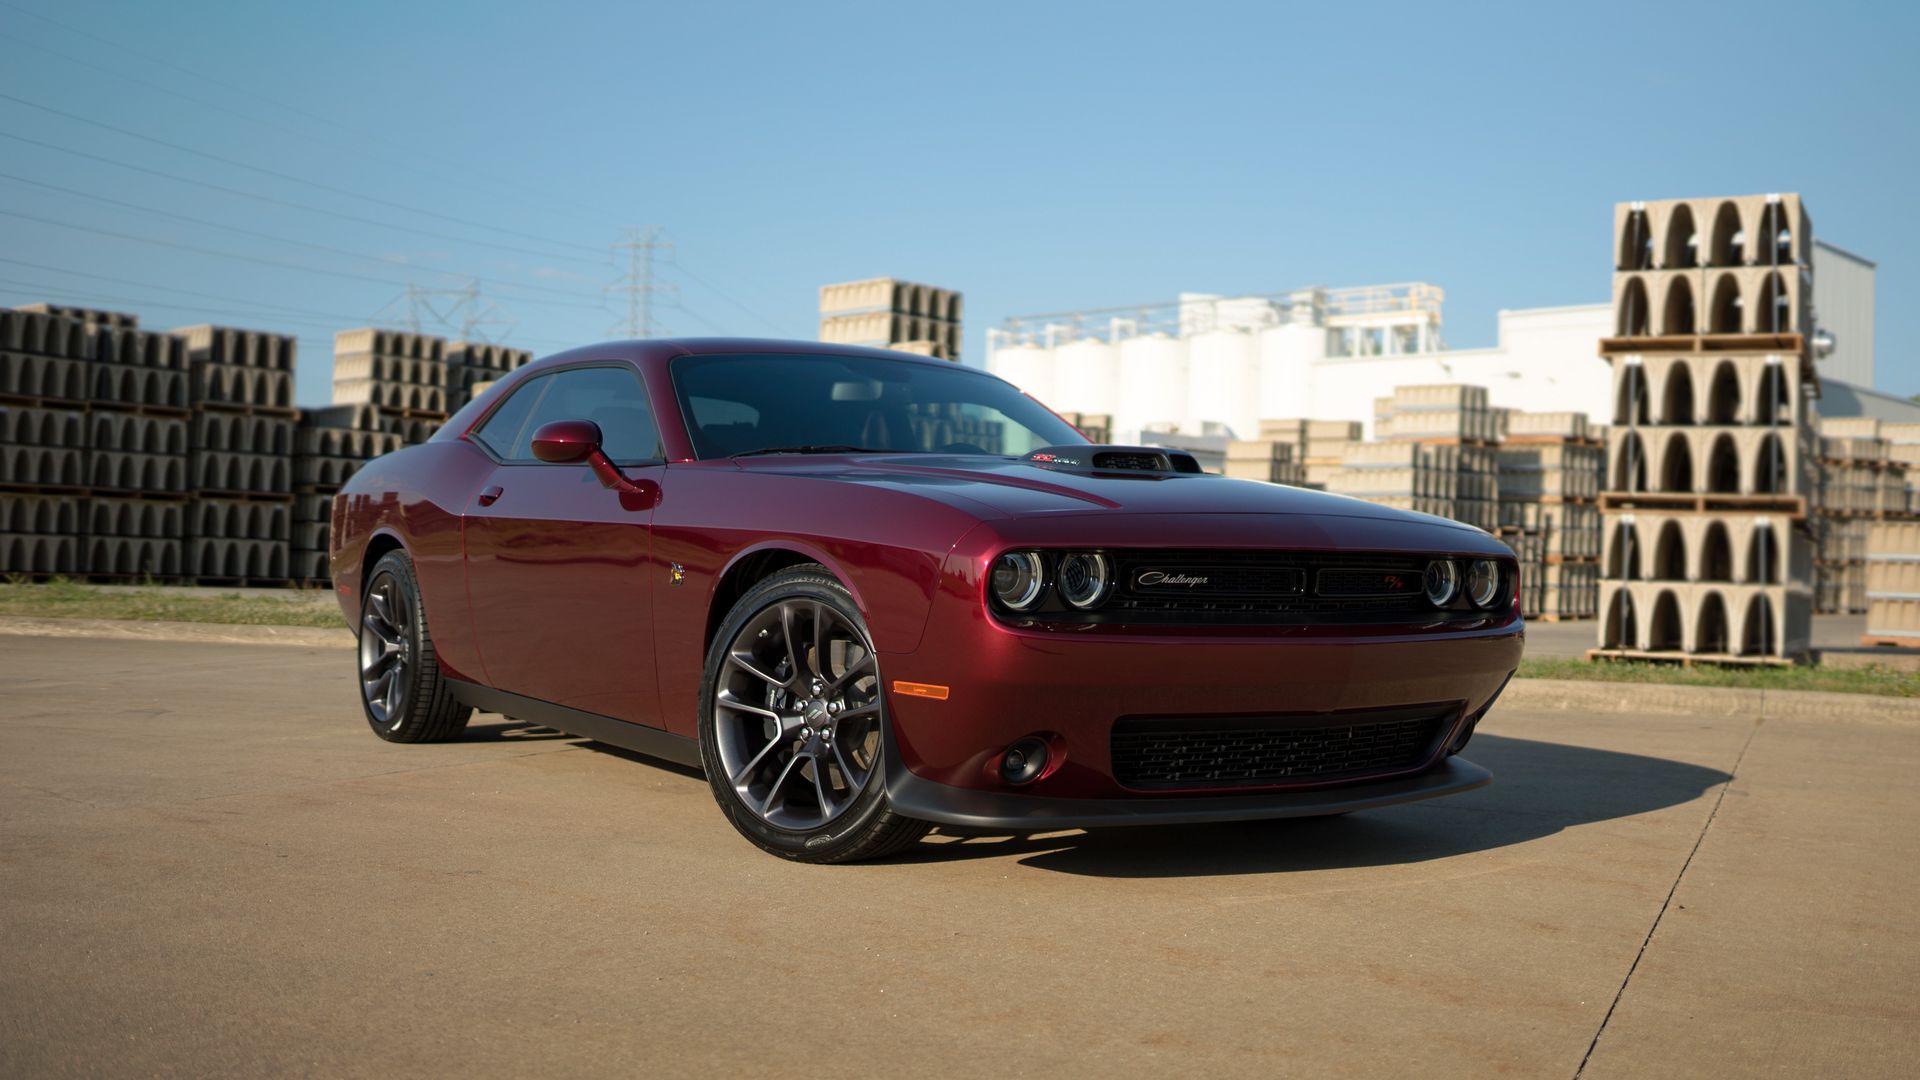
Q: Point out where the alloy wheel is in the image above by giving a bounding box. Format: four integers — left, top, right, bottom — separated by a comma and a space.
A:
359, 573, 411, 728
711, 598, 882, 832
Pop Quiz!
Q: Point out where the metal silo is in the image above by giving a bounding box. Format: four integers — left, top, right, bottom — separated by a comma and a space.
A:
1051, 338, 1120, 417
1117, 333, 1187, 437
987, 342, 1056, 404
1186, 328, 1259, 438
1256, 323, 1318, 421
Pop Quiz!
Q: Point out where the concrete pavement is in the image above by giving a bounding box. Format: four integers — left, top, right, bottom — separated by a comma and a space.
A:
1, 634, 1915, 1078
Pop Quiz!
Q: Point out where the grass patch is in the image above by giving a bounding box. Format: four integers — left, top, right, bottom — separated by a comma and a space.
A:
0, 577, 344, 630
1518, 656, 1918, 698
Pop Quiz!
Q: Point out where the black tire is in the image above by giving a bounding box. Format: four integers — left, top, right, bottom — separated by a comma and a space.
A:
357, 549, 471, 743
698, 565, 930, 863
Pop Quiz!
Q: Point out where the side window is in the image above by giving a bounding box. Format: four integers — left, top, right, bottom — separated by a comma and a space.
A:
513, 366, 661, 465
471, 373, 551, 459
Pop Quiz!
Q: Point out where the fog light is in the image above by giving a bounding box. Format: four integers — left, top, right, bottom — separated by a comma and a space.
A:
999, 736, 1050, 785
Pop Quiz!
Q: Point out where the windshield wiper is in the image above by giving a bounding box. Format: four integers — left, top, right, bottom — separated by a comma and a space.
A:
729, 444, 901, 458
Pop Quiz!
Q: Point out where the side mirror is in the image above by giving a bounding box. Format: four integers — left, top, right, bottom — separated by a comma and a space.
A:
530, 419, 602, 464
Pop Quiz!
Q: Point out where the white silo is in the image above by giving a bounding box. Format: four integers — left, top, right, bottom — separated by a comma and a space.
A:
1186, 327, 1259, 438
1051, 338, 1120, 417
1255, 323, 1319, 421
1117, 333, 1187, 437
987, 342, 1057, 404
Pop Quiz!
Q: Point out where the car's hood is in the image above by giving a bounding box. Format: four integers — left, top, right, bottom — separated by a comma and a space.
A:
731, 452, 1486, 533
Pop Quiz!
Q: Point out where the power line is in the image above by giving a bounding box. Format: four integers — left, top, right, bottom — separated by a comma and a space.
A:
0, 90, 610, 260
0, 25, 618, 234
666, 255, 786, 333
0, 169, 605, 303
0, 206, 608, 311
0, 0, 623, 228
607, 226, 677, 338
0, 270, 577, 350
0, 128, 608, 270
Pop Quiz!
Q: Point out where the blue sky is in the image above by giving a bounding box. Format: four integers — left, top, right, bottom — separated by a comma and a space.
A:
1, 0, 1914, 405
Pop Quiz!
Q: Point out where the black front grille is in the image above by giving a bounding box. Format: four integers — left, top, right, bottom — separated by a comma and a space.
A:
1107, 550, 1432, 622
1110, 707, 1448, 789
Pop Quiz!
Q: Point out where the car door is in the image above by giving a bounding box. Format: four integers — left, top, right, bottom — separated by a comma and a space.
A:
460, 363, 665, 725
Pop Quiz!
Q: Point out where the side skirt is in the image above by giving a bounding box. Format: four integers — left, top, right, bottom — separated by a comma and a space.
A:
447, 679, 703, 771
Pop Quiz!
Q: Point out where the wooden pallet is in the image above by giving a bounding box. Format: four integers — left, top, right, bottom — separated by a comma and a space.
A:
1585, 647, 1807, 668
1860, 635, 1920, 649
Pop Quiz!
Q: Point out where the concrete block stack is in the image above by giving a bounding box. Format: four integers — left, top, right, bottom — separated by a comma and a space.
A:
332, 329, 450, 446
1329, 385, 1499, 531
290, 403, 401, 583
819, 278, 963, 361
1862, 521, 1920, 647
175, 325, 296, 582
1497, 411, 1605, 619
445, 341, 531, 412
1058, 411, 1111, 444
1595, 193, 1817, 663
83, 312, 190, 577
0, 307, 92, 575
1258, 419, 1359, 488
1811, 417, 1919, 613
1222, 439, 1306, 485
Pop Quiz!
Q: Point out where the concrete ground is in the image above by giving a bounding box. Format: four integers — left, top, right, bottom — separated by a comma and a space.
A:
3, 635, 1917, 1078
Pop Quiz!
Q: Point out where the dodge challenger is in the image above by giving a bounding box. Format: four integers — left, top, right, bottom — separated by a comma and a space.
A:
331, 338, 1522, 862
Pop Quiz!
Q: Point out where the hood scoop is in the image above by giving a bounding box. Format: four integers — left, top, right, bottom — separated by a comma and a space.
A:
1023, 445, 1204, 476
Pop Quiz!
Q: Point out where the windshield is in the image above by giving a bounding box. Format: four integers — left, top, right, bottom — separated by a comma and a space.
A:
671, 353, 1088, 459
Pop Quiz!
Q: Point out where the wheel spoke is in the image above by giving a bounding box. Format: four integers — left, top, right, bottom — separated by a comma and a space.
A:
811, 756, 835, 813
727, 650, 788, 691
824, 652, 875, 696
364, 668, 395, 710
759, 752, 808, 816
360, 644, 399, 678
811, 602, 830, 681
361, 613, 395, 645
731, 734, 787, 787
715, 688, 782, 721
831, 741, 862, 794
832, 701, 880, 722
384, 669, 403, 714
367, 588, 393, 627
778, 602, 804, 685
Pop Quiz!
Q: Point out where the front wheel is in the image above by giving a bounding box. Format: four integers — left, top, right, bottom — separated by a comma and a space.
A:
698, 565, 929, 863
358, 549, 471, 743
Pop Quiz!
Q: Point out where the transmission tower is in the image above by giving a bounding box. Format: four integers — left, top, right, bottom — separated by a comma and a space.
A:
372, 279, 513, 342
607, 225, 677, 338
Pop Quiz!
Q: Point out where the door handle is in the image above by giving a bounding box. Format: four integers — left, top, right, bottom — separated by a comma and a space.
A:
477, 485, 504, 507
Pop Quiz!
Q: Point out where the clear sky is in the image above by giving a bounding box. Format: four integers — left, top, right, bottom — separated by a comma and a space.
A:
2, 0, 1914, 405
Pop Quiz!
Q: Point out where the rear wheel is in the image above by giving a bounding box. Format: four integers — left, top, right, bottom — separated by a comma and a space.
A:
698, 566, 929, 863
358, 549, 470, 743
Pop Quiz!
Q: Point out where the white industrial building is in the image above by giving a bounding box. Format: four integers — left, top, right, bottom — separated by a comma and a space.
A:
987, 284, 1613, 442
986, 267, 1908, 443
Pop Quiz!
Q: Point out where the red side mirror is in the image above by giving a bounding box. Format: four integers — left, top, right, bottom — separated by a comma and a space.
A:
530, 419, 601, 464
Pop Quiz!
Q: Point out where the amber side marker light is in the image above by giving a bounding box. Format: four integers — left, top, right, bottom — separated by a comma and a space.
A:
893, 681, 950, 701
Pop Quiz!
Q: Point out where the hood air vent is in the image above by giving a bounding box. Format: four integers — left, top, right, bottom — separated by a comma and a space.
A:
1023, 445, 1204, 475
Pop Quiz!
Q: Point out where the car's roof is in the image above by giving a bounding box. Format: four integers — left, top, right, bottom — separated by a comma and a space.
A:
521, 337, 972, 375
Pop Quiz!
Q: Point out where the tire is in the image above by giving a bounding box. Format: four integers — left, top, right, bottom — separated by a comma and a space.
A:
698, 565, 930, 863
357, 549, 471, 743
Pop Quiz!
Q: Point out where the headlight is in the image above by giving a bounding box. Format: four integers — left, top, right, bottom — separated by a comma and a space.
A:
990, 551, 1046, 611
1057, 552, 1110, 609
1423, 559, 1460, 607
1466, 559, 1503, 608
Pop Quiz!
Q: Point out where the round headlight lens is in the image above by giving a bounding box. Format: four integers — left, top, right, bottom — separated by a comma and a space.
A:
1423, 559, 1460, 607
1466, 559, 1503, 608
1057, 552, 1110, 609
990, 551, 1046, 611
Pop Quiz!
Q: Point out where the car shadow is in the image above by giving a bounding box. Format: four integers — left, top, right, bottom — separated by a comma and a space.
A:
462, 721, 577, 743
894, 733, 1732, 877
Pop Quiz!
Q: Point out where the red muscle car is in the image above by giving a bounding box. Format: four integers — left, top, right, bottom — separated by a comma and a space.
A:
332, 339, 1522, 862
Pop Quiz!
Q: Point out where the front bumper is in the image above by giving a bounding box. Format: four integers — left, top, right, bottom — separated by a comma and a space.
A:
884, 740, 1492, 830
